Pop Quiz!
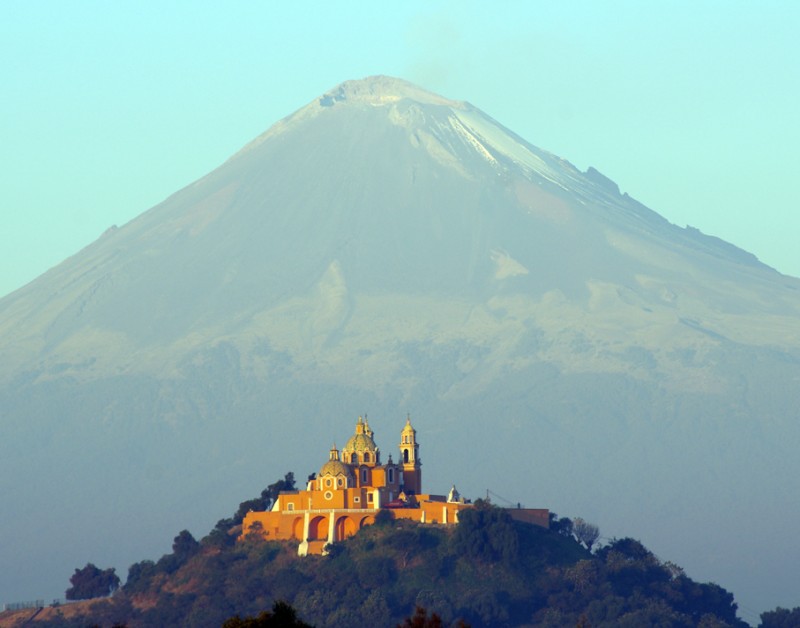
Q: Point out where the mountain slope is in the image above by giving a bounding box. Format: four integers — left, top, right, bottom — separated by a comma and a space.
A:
0, 76, 798, 617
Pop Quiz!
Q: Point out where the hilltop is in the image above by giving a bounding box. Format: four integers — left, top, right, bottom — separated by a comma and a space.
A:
1, 498, 749, 627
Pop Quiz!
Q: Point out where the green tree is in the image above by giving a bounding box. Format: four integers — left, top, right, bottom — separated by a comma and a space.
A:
234, 498, 266, 524
262, 472, 296, 508
65, 563, 120, 600
397, 606, 444, 628
549, 512, 574, 537
172, 529, 200, 560
124, 559, 156, 592
232, 472, 298, 525
154, 529, 201, 575
358, 555, 397, 588
222, 600, 312, 627
759, 607, 800, 628
204, 517, 238, 548
374, 508, 395, 526
452, 501, 519, 564
572, 518, 600, 552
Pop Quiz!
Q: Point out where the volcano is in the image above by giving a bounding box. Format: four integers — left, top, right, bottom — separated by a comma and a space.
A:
1, 76, 799, 616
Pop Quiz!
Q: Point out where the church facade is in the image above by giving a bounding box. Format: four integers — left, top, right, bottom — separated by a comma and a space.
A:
241, 415, 548, 555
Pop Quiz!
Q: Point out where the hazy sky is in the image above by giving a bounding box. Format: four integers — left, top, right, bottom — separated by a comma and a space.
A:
2, 1, 798, 298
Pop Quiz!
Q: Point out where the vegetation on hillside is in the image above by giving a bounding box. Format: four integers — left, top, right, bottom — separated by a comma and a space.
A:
33, 478, 765, 627
758, 607, 800, 628
222, 601, 312, 627
64, 563, 120, 601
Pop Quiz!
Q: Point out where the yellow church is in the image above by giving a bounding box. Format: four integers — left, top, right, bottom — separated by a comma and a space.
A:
241, 415, 549, 555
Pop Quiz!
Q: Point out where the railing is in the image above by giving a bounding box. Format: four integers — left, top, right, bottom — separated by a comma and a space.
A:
1, 598, 79, 612
2, 600, 45, 612
302, 508, 378, 515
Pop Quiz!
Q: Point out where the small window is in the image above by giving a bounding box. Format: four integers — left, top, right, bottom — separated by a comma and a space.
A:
350, 453, 357, 464
361, 469, 368, 483
326, 478, 332, 487
337, 478, 343, 487
354, 496, 360, 503
403, 449, 409, 463
287, 503, 294, 511
388, 468, 394, 483
367, 493, 374, 503
364, 452, 370, 463
324, 491, 333, 500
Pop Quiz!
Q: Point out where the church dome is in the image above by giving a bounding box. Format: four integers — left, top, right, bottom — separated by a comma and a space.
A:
319, 459, 353, 478
343, 416, 379, 457
344, 432, 378, 453
319, 443, 353, 479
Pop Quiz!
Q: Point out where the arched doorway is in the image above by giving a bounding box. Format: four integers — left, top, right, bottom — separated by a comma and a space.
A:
359, 515, 375, 529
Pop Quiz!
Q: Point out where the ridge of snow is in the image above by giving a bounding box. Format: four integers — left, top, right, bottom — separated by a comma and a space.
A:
447, 115, 498, 165
452, 108, 570, 190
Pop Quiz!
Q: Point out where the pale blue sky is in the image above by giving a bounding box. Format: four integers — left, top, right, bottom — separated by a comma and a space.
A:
2, 1, 799, 298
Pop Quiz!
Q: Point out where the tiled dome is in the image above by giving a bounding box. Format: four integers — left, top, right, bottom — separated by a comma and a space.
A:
343, 416, 379, 460
344, 432, 378, 453
319, 459, 353, 478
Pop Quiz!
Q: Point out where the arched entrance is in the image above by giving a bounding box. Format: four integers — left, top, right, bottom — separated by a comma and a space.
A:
336, 515, 358, 540
291, 517, 304, 540
308, 515, 328, 541
359, 515, 375, 529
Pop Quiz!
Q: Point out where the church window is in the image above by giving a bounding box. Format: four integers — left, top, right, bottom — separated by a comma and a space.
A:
287, 503, 294, 511
364, 452, 370, 463
324, 491, 333, 500
403, 449, 409, 463
361, 468, 368, 483
350, 453, 357, 464
388, 468, 394, 483
337, 478, 343, 487
354, 496, 360, 503
326, 478, 332, 487
367, 493, 374, 503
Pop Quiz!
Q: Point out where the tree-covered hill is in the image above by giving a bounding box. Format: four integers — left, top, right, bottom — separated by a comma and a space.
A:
16, 493, 755, 628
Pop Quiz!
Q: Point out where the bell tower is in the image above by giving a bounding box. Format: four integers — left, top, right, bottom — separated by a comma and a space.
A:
399, 415, 421, 494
